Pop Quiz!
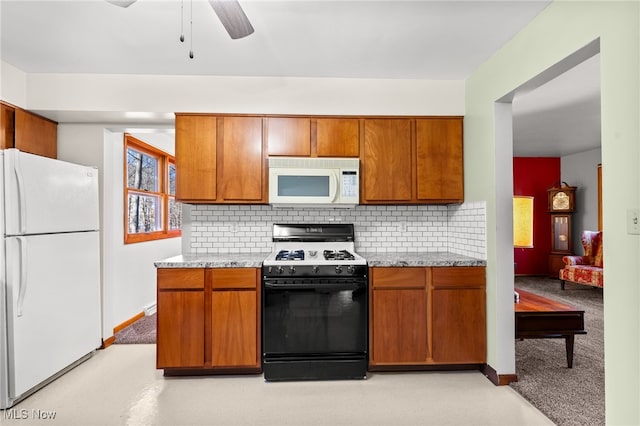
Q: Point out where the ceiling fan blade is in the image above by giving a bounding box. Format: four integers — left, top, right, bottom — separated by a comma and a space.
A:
105, 0, 137, 7
208, 0, 254, 39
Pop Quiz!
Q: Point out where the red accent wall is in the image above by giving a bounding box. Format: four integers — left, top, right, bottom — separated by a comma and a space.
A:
513, 157, 561, 275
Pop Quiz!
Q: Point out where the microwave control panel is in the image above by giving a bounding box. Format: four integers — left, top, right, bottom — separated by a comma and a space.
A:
341, 171, 358, 198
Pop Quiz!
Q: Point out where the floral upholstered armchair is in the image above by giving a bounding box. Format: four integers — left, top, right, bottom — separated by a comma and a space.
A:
559, 230, 603, 290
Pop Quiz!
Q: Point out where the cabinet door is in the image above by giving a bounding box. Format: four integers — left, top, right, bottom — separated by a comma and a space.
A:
431, 288, 485, 363
267, 117, 311, 156
219, 116, 264, 201
175, 114, 217, 202
431, 267, 486, 364
14, 108, 57, 159
362, 119, 412, 202
211, 290, 259, 368
372, 289, 427, 363
416, 118, 463, 202
157, 290, 205, 368
316, 118, 359, 157
1, 103, 15, 150
370, 267, 428, 365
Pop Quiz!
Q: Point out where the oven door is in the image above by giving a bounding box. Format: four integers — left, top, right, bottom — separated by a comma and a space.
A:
262, 276, 368, 380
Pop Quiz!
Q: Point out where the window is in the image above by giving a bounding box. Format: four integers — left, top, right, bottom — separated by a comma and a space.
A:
125, 134, 181, 243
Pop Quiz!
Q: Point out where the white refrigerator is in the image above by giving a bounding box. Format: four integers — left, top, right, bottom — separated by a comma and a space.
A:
0, 149, 101, 409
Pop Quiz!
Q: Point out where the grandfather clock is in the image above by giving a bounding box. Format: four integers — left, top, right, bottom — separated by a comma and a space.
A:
547, 183, 577, 278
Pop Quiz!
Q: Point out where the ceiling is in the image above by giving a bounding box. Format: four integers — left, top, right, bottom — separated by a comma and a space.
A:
1, 0, 601, 157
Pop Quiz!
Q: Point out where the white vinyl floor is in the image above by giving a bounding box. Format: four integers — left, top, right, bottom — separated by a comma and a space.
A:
2, 345, 553, 426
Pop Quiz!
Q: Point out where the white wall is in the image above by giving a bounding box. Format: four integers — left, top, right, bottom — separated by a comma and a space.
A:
0, 61, 26, 106
58, 125, 181, 339
465, 2, 639, 424
22, 74, 463, 117
562, 147, 602, 251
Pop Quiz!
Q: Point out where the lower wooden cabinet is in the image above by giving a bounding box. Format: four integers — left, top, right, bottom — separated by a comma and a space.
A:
370, 267, 428, 365
369, 266, 486, 368
431, 267, 486, 364
156, 267, 261, 373
157, 290, 205, 368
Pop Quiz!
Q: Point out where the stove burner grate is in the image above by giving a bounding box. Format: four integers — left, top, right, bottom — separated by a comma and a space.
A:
323, 249, 356, 261
275, 249, 305, 261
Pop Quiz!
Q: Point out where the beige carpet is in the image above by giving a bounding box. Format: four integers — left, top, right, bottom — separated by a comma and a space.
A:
511, 276, 604, 426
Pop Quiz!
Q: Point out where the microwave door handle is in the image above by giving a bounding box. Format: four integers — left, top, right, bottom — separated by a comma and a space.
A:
330, 173, 338, 202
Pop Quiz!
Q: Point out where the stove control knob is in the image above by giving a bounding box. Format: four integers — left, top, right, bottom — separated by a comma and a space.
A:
312, 266, 320, 274
347, 265, 355, 274
288, 266, 296, 274
276, 266, 284, 275
335, 266, 343, 274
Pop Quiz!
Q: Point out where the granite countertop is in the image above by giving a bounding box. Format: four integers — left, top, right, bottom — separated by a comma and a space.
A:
154, 253, 271, 269
155, 251, 485, 268
359, 251, 486, 267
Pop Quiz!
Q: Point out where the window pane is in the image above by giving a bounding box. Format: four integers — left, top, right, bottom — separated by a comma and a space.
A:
168, 163, 177, 196
127, 148, 159, 192
169, 197, 182, 230
128, 193, 162, 233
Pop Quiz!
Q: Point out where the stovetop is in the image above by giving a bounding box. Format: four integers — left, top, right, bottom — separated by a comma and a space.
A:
263, 224, 367, 277
263, 242, 367, 267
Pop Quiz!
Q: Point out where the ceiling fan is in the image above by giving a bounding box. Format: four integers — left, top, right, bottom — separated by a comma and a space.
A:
105, 0, 254, 40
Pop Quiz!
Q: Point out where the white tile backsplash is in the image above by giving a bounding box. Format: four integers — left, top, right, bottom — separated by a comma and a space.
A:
182, 202, 486, 259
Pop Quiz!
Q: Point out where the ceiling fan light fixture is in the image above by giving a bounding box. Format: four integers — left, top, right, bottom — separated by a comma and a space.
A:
105, 0, 137, 8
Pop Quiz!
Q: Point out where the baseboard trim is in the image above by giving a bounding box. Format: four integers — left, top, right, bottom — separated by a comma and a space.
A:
113, 311, 145, 334
481, 364, 518, 386
101, 335, 115, 349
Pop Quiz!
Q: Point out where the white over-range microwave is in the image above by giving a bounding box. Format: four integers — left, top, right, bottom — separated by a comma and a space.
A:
268, 157, 360, 208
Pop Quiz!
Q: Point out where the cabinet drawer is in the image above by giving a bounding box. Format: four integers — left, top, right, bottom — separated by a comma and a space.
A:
371, 267, 426, 289
157, 268, 205, 290
431, 267, 485, 289
211, 268, 257, 289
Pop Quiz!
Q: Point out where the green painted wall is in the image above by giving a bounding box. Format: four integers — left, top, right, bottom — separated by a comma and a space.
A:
465, 1, 639, 424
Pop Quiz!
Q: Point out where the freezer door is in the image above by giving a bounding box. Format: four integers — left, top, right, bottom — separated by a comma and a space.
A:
4, 232, 101, 401
3, 149, 99, 235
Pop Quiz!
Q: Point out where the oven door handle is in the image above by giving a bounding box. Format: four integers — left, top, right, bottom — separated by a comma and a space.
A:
263, 282, 364, 291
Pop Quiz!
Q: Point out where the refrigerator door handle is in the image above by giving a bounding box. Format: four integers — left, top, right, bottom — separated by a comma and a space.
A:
16, 236, 27, 317
14, 153, 27, 235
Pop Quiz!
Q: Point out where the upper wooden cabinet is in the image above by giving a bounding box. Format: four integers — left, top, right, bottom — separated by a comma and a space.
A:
1, 103, 15, 150
175, 114, 217, 202
175, 113, 462, 205
267, 116, 360, 158
416, 118, 463, 203
316, 118, 359, 157
361, 117, 463, 205
175, 114, 266, 204
219, 116, 264, 202
362, 118, 413, 203
1, 102, 57, 159
266, 117, 311, 156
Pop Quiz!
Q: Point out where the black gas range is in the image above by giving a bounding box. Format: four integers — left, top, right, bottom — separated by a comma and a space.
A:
262, 223, 368, 381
